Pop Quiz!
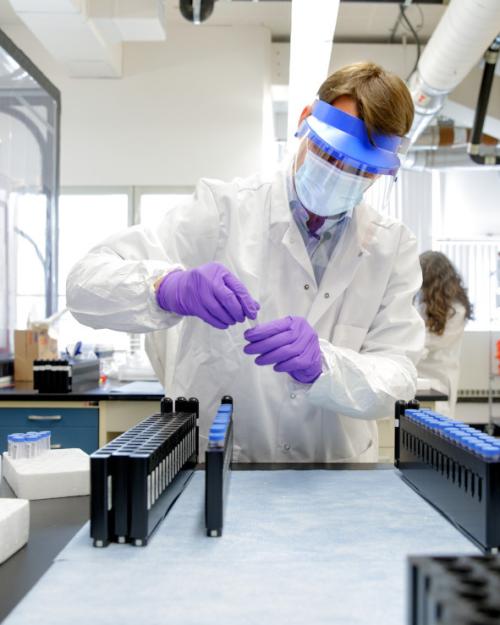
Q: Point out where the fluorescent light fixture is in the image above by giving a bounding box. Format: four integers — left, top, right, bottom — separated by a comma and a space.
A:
287, 0, 340, 142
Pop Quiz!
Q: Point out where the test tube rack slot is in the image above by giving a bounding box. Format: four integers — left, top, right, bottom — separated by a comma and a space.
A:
408, 554, 500, 625
395, 401, 500, 552
90, 396, 199, 547
205, 396, 233, 537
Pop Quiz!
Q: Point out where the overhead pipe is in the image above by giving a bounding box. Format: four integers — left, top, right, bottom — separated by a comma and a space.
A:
405, 147, 500, 171
411, 123, 498, 151
468, 36, 500, 166
407, 0, 500, 144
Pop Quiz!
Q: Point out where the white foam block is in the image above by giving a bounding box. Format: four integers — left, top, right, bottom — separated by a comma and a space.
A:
0, 498, 29, 564
3, 449, 90, 500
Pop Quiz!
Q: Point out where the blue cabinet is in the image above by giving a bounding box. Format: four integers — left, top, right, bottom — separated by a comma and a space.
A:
0, 407, 98, 454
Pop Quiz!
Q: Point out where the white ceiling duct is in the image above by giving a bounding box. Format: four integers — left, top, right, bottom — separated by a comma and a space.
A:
408, 0, 500, 143
9, 0, 167, 78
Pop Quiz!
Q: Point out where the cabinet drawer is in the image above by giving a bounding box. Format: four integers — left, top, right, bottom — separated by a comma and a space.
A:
0, 407, 98, 429
0, 426, 98, 455
0, 407, 99, 455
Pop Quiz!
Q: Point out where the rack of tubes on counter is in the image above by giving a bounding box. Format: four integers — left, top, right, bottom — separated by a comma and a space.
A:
404, 410, 500, 460
7, 432, 52, 459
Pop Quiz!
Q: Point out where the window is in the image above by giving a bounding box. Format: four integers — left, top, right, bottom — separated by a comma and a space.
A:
13, 192, 49, 328
136, 190, 192, 228
56, 190, 130, 351
13, 186, 196, 356
435, 239, 500, 330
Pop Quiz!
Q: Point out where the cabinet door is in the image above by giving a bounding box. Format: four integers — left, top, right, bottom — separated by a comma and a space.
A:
0, 407, 98, 454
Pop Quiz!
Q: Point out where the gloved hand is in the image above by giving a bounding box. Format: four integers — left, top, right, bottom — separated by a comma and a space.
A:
156, 262, 260, 329
243, 316, 322, 384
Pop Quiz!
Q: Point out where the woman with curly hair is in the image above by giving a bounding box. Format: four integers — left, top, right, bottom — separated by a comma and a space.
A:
417, 251, 474, 417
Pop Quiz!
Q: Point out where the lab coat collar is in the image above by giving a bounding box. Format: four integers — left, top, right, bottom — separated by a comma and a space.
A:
269, 167, 377, 255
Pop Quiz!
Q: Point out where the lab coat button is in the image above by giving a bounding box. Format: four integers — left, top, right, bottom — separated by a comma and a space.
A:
290, 393, 296, 399
283, 443, 291, 451
324, 292, 330, 299
304, 284, 310, 290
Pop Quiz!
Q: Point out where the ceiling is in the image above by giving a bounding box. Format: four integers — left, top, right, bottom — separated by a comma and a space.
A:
0, 1, 446, 44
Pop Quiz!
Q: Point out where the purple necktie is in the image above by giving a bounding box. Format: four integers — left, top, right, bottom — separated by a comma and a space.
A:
305, 211, 326, 236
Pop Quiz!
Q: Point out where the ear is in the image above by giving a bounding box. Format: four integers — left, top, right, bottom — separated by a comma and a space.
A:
297, 105, 312, 129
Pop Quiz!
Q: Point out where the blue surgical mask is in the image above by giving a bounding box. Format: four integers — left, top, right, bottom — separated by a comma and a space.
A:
294, 150, 373, 217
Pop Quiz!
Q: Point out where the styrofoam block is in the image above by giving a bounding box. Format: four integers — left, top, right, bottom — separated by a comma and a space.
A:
2, 449, 90, 500
0, 499, 29, 564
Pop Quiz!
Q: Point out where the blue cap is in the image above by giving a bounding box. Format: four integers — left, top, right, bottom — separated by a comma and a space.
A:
214, 412, 231, 421
208, 432, 225, 443
25, 433, 40, 442
8, 433, 25, 443
477, 444, 500, 459
296, 100, 402, 176
209, 425, 227, 433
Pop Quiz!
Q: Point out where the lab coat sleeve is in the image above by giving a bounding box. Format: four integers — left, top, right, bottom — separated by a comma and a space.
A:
66, 180, 220, 333
307, 227, 425, 419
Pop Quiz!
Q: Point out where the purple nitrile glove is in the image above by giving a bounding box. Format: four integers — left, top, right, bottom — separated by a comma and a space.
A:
243, 316, 322, 384
156, 262, 260, 330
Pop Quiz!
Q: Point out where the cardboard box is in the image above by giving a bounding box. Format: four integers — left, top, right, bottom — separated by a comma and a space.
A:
14, 330, 58, 384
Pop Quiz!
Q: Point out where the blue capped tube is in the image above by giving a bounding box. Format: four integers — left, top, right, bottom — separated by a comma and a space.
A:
7, 434, 25, 460
40, 431, 51, 453
477, 444, 500, 461
25, 432, 40, 457
208, 431, 225, 449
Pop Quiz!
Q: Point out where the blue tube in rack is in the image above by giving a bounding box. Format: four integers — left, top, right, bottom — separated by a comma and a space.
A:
205, 396, 233, 537
396, 400, 500, 552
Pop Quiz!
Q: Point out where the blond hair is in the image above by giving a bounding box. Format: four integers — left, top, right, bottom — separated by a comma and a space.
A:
317, 62, 414, 138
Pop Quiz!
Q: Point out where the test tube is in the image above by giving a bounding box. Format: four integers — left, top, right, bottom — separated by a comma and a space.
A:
16, 434, 28, 459
7, 434, 24, 459
25, 432, 40, 457
208, 431, 225, 449
41, 431, 51, 453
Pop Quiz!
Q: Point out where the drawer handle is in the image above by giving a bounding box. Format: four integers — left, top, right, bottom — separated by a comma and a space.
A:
51, 444, 62, 450
28, 415, 63, 421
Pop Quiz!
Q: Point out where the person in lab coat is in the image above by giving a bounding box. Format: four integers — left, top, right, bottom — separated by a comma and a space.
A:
67, 62, 424, 462
416, 251, 474, 417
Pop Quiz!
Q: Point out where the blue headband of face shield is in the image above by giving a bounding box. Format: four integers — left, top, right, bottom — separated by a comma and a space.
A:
295, 100, 403, 176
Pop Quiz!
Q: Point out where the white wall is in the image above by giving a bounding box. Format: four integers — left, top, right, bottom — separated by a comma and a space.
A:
440, 170, 500, 238
3, 23, 272, 187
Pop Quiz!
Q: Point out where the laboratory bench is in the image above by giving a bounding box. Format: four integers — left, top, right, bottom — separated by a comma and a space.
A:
0, 464, 477, 625
0, 381, 165, 455
0, 384, 446, 460
0, 479, 89, 623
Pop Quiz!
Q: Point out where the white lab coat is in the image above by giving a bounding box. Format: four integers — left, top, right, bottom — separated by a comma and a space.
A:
417, 302, 467, 417
67, 169, 424, 462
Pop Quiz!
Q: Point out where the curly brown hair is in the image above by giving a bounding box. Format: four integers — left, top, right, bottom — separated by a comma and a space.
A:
419, 251, 474, 336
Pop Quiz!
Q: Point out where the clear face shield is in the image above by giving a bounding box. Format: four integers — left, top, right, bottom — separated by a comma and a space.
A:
293, 100, 408, 217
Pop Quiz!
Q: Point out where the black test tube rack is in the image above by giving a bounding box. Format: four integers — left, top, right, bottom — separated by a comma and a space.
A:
408, 555, 500, 625
205, 395, 233, 537
90, 396, 199, 547
33, 358, 100, 393
395, 400, 500, 552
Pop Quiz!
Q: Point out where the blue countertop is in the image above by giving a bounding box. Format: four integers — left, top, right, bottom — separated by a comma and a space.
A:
3, 468, 475, 625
